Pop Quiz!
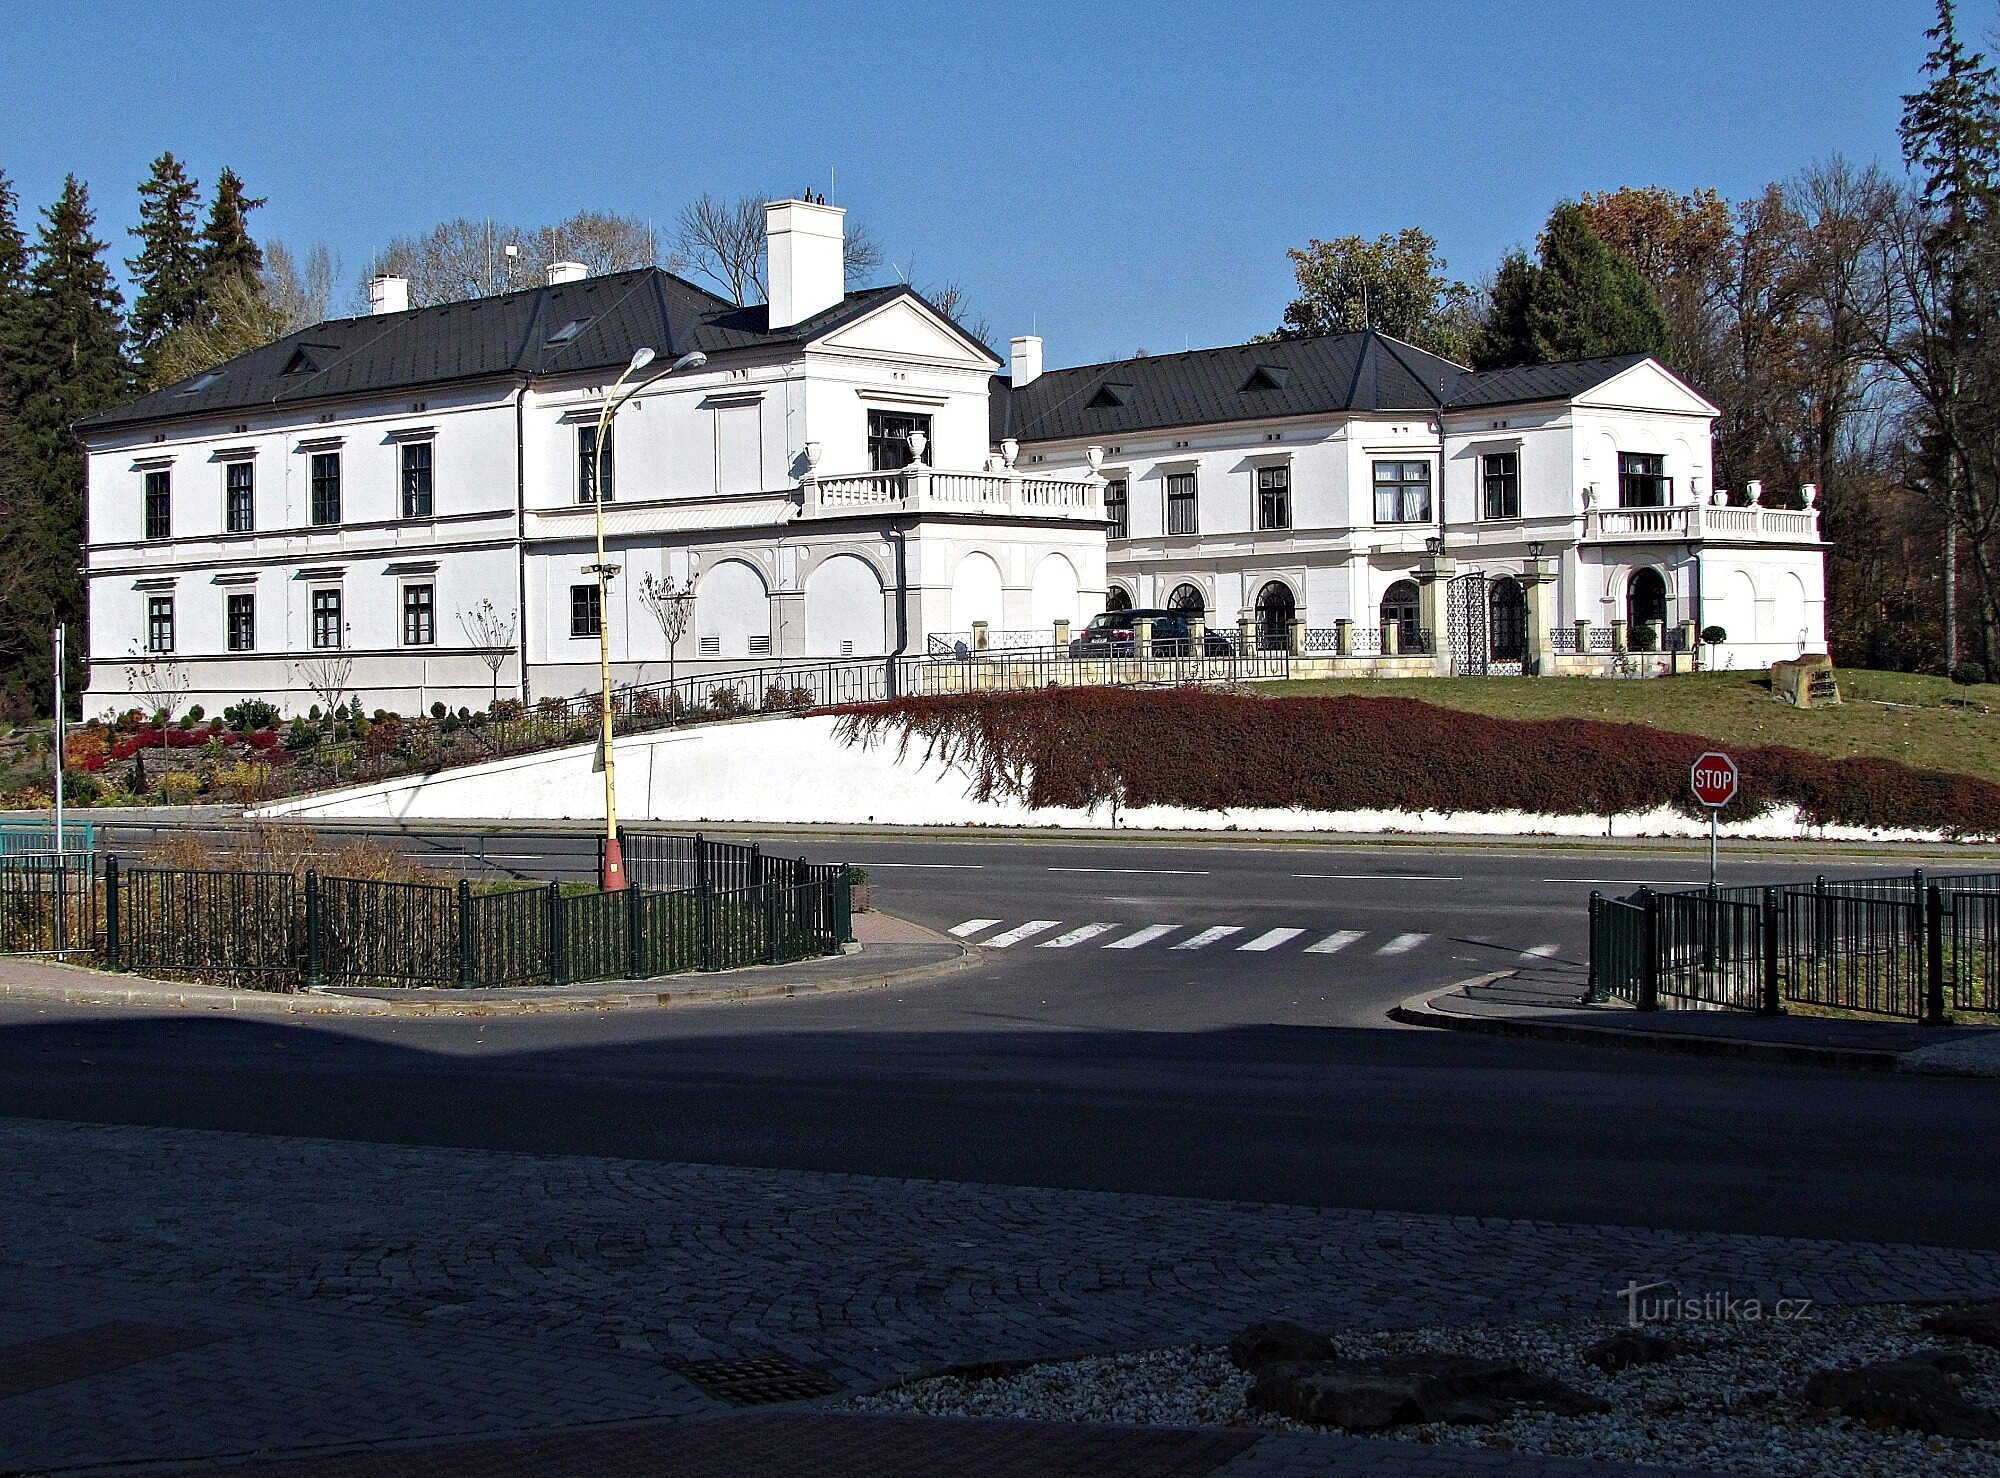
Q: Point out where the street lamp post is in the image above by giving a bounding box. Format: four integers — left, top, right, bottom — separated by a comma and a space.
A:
589, 346, 707, 891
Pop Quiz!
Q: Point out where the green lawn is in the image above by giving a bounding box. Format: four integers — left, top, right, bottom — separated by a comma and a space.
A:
1265, 670, 2000, 785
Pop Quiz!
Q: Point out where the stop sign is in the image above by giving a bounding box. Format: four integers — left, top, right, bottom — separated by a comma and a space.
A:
1690, 751, 1739, 808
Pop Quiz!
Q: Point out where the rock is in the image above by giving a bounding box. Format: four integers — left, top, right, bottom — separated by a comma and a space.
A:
1922, 1301, 2000, 1350
1582, 1330, 1690, 1372
1246, 1361, 1419, 1431
1802, 1357, 2000, 1440
1226, 1319, 1336, 1372
1378, 1353, 1611, 1421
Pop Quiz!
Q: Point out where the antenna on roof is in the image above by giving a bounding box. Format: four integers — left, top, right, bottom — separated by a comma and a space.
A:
829, 166, 836, 200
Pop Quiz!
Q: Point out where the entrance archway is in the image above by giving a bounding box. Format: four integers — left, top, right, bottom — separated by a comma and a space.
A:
1489, 576, 1526, 662
1627, 568, 1668, 645
1380, 579, 1420, 651
1255, 581, 1296, 651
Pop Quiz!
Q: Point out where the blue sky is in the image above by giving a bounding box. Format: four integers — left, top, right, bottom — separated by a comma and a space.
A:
0, 0, 1960, 367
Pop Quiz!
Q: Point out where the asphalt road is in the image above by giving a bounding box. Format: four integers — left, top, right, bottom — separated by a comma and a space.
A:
5, 827, 2000, 1250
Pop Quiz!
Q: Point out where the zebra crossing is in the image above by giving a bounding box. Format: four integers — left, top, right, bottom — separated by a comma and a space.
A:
947, 917, 1562, 961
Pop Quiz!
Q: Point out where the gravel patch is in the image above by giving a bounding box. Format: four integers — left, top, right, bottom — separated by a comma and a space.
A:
850, 1303, 2000, 1475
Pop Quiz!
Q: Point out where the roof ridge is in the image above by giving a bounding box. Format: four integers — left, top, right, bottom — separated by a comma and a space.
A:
264, 315, 407, 407
1368, 330, 1458, 409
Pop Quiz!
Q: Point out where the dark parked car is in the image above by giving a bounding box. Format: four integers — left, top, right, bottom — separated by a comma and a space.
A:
1069, 608, 1237, 657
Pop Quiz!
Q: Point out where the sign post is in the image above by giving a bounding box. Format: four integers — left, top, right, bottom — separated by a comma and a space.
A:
1689, 750, 1739, 890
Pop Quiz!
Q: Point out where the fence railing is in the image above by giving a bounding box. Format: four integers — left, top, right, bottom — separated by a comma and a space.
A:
0, 852, 100, 957
0, 820, 96, 857
1586, 868, 2000, 1022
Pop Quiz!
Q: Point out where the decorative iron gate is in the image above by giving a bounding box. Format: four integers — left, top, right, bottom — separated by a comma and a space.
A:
1446, 572, 1489, 676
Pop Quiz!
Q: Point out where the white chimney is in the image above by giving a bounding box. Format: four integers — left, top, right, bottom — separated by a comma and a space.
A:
546, 261, 588, 286
765, 199, 846, 329
1010, 335, 1044, 387
367, 275, 409, 315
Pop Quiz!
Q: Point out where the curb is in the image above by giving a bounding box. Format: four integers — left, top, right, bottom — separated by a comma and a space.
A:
0, 943, 979, 1020
1388, 975, 1907, 1073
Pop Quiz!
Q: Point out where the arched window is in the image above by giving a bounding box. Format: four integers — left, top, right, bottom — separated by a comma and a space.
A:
1627, 568, 1668, 641
1104, 586, 1133, 613
1380, 579, 1420, 650
1489, 577, 1526, 662
1167, 583, 1206, 618
1255, 581, 1296, 651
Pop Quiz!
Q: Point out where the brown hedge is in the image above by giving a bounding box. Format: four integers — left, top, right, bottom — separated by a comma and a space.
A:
831, 687, 2000, 837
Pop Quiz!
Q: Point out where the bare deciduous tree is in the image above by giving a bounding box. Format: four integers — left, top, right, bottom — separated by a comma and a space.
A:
294, 641, 355, 731
457, 598, 518, 707
365, 211, 665, 307
124, 644, 190, 766
639, 572, 693, 692
674, 193, 884, 305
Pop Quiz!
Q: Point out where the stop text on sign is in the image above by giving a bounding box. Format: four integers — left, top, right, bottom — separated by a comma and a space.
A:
1690, 751, 1739, 808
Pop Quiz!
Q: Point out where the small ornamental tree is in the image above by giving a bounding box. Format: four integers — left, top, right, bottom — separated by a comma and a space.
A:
640, 572, 694, 693
457, 598, 518, 707
124, 643, 189, 767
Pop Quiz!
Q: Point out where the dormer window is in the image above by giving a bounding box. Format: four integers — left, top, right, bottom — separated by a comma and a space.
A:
177, 371, 222, 394
1088, 381, 1136, 409
546, 318, 592, 345
1241, 364, 1291, 392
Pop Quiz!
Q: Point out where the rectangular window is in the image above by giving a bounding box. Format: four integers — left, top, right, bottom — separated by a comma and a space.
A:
1482, 451, 1520, 520
578, 425, 613, 503
309, 452, 341, 525
1256, 465, 1290, 530
1373, 460, 1432, 524
144, 469, 171, 540
1618, 452, 1668, 508
226, 592, 255, 652
866, 409, 932, 472
570, 582, 602, 638
400, 442, 433, 519
311, 588, 343, 649
1104, 477, 1129, 540
146, 595, 175, 653
225, 461, 254, 533
402, 583, 435, 646
1166, 471, 1198, 535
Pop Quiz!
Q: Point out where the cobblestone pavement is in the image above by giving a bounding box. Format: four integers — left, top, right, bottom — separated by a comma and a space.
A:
6, 1116, 1998, 1474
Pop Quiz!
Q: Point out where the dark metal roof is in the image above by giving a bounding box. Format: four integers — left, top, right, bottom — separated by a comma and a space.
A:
992, 332, 1667, 443
80, 270, 916, 433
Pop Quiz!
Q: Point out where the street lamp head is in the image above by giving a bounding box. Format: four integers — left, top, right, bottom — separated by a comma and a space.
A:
1527, 540, 1544, 559
627, 347, 656, 373
671, 351, 707, 373
1424, 535, 1443, 557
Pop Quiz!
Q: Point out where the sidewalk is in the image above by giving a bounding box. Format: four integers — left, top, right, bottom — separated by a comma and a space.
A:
1393, 963, 2000, 1076
0, 909, 972, 1018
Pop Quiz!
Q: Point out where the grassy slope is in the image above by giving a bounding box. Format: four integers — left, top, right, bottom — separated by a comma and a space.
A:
1267, 670, 2000, 786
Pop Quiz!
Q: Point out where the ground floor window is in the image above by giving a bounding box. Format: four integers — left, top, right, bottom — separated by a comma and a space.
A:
1489, 576, 1526, 661
1104, 586, 1132, 613
226, 592, 255, 652
1166, 582, 1205, 618
146, 596, 175, 653
1255, 580, 1295, 650
570, 582, 603, 638
1380, 579, 1420, 649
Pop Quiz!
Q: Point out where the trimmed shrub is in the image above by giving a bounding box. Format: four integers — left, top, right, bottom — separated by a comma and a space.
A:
831, 687, 2000, 837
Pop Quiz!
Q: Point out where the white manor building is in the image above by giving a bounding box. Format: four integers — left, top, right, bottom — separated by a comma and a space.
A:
75, 200, 1826, 718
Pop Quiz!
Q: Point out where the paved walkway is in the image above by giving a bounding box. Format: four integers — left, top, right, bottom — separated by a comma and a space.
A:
0, 909, 969, 1018
5, 1116, 1997, 1475
1396, 960, 2000, 1076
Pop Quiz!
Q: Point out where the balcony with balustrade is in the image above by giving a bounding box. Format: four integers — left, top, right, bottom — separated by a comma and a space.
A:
800, 466, 1104, 524
1583, 494, 1822, 545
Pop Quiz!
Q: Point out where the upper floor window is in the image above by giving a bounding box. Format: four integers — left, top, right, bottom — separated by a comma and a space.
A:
401, 442, 433, 519
1257, 465, 1290, 530
226, 592, 255, 652
570, 582, 602, 638
1166, 471, 1198, 536
402, 583, 435, 645
311, 588, 343, 649
1482, 451, 1520, 520
1373, 460, 1432, 524
146, 595, 175, 653
225, 461, 254, 533
1618, 452, 1668, 508
143, 469, 171, 540
1104, 477, 1129, 540
309, 452, 341, 526
866, 409, 931, 471
578, 424, 613, 503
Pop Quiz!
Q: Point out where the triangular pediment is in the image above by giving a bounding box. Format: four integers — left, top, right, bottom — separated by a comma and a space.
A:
1573, 358, 1719, 417
812, 295, 996, 367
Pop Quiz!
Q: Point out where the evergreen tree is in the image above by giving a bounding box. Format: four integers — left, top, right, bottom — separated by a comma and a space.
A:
126, 151, 205, 376
1526, 203, 1670, 362
0, 170, 28, 404
198, 166, 264, 293
1, 176, 128, 714
1471, 249, 1538, 369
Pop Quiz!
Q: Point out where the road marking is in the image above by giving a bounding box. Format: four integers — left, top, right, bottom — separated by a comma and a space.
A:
1293, 874, 1463, 882
861, 862, 986, 869
1238, 927, 1306, 952
1046, 867, 1211, 876
982, 919, 1062, 948
1172, 926, 1244, 950
1039, 923, 1117, 948
1377, 932, 1428, 955
1304, 930, 1365, 954
949, 918, 1002, 938
1541, 878, 1673, 886
1104, 924, 1177, 950
1520, 943, 1560, 959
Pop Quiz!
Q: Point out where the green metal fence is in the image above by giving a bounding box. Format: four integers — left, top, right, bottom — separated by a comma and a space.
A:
0, 820, 96, 858
0, 853, 100, 957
